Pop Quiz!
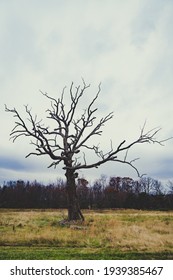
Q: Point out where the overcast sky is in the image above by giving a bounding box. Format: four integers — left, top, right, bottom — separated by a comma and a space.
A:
1, 0, 173, 185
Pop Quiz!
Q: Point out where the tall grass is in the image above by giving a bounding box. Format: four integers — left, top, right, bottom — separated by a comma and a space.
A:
0, 209, 173, 253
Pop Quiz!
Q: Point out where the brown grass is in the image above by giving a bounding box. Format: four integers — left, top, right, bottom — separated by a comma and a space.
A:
0, 209, 173, 253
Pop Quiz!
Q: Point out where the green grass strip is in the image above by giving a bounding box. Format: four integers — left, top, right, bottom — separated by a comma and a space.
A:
0, 246, 173, 260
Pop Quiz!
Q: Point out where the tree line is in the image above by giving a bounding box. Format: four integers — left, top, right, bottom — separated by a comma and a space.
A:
0, 176, 173, 210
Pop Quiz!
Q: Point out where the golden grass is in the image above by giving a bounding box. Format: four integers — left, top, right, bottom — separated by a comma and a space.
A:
0, 209, 173, 253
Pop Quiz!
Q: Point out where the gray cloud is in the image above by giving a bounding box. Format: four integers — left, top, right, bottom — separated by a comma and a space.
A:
131, 0, 165, 47
0, 155, 29, 171
1, 0, 173, 184
150, 157, 173, 180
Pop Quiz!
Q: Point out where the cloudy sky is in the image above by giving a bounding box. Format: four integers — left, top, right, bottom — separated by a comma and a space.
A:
1, 0, 173, 185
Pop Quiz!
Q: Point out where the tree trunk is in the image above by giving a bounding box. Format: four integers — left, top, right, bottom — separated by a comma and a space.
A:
65, 170, 84, 221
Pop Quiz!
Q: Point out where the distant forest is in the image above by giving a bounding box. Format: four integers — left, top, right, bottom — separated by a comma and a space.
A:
0, 176, 173, 210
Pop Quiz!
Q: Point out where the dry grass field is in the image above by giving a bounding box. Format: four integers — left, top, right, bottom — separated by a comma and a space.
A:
0, 209, 173, 259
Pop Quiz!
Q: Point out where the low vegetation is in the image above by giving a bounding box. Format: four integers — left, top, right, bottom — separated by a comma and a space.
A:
0, 209, 173, 259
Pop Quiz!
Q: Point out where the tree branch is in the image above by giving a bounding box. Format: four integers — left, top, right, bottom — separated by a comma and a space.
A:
5, 81, 170, 177
63, 123, 168, 177
5, 105, 65, 164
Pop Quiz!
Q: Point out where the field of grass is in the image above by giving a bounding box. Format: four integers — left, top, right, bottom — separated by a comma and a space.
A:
0, 209, 173, 259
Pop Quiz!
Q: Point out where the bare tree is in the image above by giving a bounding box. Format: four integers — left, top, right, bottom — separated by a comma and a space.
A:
139, 177, 163, 195
5, 80, 167, 221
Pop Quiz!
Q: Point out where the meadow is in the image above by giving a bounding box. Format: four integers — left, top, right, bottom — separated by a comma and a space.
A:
0, 209, 173, 259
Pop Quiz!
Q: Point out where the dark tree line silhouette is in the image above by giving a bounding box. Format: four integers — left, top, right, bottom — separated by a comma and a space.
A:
0, 176, 173, 210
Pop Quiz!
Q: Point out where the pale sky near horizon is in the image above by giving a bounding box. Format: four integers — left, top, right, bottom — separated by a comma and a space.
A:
1, 0, 173, 185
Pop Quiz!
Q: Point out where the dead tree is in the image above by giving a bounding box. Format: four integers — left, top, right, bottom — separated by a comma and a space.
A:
5, 80, 167, 221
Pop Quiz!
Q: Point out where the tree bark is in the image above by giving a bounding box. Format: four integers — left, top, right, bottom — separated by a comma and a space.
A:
65, 170, 84, 221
